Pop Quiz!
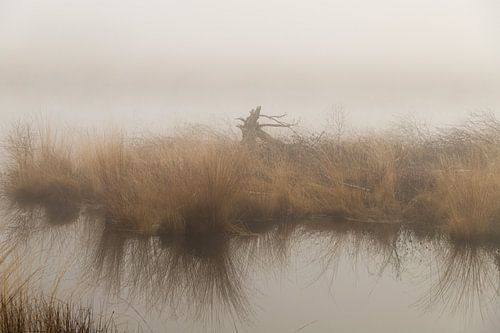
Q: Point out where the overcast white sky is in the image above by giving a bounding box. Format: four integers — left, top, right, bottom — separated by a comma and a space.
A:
1, 0, 500, 129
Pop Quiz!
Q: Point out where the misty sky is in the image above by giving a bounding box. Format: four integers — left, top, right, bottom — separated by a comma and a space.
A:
1, 0, 500, 129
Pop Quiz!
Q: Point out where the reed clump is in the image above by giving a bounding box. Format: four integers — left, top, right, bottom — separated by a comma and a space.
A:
0, 242, 119, 333
2, 124, 82, 224
0, 295, 118, 333
78, 133, 253, 233
4, 113, 500, 239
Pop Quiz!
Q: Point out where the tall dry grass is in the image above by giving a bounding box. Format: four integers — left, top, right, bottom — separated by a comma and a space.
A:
2, 124, 82, 224
0, 295, 118, 333
0, 241, 119, 333
78, 133, 252, 233
4, 113, 500, 239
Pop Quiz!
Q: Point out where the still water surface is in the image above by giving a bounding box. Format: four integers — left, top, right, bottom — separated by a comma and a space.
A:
3, 210, 500, 332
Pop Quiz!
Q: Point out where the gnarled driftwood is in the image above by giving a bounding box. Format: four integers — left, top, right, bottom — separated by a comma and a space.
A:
236, 106, 297, 145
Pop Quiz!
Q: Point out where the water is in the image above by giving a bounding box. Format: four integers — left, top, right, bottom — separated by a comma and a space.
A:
4, 210, 500, 332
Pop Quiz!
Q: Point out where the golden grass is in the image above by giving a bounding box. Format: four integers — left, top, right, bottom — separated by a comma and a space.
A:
4, 113, 500, 239
435, 158, 500, 239
0, 295, 118, 333
0, 241, 118, 333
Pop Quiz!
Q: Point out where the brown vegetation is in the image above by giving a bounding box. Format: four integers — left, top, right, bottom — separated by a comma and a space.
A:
0, 295, 118, 333
3, 112, 500, 239
0, 242, 118, 333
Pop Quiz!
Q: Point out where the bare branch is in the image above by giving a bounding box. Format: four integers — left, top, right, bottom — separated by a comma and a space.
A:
342, 182, 371, 192
260, 123, 295, 128
260, 113, 287, 119
259, 115, 297, 127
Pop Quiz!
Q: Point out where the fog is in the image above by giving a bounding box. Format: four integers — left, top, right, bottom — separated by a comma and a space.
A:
3, 4, 500, 331
1, 0, 500, 129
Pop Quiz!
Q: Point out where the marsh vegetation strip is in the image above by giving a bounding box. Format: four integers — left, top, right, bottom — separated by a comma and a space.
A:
5, 112, 500, 240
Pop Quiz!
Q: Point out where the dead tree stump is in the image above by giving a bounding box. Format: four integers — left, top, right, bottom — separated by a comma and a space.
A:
236, 106, 296, 145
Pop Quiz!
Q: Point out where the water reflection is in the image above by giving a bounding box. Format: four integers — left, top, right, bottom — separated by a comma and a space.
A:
418, 242, 500, 317
90, 228, 251, 325
85, 219, 303, 327
304, 220, 406, 281
2, 205, 500, 331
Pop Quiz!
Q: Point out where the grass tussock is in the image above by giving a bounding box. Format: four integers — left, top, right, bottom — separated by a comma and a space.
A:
0, 242, 118, 333
435, 158, 500, 239
5, 112, 500, 239
0, 295, 117, 333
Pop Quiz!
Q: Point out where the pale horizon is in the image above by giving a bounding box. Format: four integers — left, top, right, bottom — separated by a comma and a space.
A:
1, 0, 500, 128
